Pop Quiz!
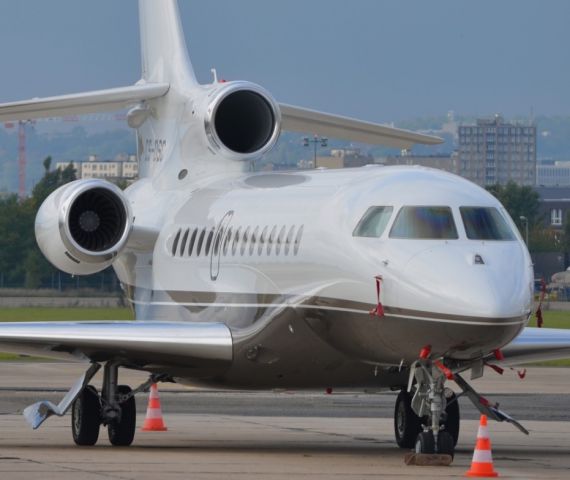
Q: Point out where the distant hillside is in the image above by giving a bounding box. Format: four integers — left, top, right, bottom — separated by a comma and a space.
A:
1, 114, 569, 193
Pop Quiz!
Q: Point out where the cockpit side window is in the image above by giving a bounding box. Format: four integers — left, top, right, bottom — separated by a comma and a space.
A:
460, 207, 516, 241
353, 206, 393, 238
390, 206, 458, 239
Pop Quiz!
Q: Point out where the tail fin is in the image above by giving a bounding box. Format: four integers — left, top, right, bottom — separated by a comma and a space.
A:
139, 0, 197, 86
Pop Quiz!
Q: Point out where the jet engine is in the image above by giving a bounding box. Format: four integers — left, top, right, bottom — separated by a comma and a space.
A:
35, 179, 132, 275
201, 81, 281, 160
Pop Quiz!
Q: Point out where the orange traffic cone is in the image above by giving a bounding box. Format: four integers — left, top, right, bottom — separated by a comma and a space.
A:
141, 383, 168, 431
465, 415, 499, 477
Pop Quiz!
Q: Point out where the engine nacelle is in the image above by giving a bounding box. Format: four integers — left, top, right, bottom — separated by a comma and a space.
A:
35, 179, 133, 275
202, 81, 281, 161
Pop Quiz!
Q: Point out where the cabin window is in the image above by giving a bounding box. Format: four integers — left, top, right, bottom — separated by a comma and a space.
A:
188, 228, 197, 256
250, 226, 259, 255
294, 225, 304, 254
171, 229, 181, 256
205, 228, 214, 256
180, 228, 189, 256
241, 227, 250, 255
213, 227, 223, 256
460, 207, 515, 240
353, 206, 393, 238
223, 227, 232, 256
267, 226, 277, 255
390, 206, 458, 239
196, 228, 206, 255
276, 226, 286, 255
232, 227, 241, 256
258, 226, 268, 255
285, 226, 295, 255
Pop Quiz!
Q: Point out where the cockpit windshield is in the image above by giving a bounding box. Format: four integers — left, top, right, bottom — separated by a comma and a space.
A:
390, 206, 458, 239
460, 207, 515, 241
353, 206, 393, 237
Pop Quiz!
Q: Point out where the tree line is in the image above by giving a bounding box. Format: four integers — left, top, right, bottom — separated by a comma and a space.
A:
0, 157, 119, 290
0, 156, 565, 289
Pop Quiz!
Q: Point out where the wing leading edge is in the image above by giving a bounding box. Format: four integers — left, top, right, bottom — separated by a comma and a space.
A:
493, 327, 570, 366
280, 103, 443, 149
0, 321, 232, 373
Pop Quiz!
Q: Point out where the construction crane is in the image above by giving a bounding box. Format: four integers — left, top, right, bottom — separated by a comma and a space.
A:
4, 120, 34, 199
3, 114, 126, 198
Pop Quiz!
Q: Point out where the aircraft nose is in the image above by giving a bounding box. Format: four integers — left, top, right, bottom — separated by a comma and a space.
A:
399, 243, 532, 320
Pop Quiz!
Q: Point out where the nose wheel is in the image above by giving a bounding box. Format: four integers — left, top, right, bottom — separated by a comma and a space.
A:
394, 389, 422, 448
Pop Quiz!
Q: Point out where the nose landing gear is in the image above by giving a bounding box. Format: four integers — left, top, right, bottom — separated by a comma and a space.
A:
394, 356, 460, 459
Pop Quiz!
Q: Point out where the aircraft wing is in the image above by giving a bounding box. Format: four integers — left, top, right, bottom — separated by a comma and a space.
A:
492, 327, 570, 366
0, 321, 232, 373
0, 83, 169, 122
280, 103, 443, 148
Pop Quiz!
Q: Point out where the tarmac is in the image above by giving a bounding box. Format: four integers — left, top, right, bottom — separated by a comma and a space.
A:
0, 363, 568, 479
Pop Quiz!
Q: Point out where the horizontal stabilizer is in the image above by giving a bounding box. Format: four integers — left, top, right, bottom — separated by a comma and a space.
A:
280, 103, 443, 148
0, 83, 169, 122
0, 321, 232, 370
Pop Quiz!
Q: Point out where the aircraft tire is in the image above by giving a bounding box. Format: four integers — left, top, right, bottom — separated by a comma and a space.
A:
72, 385, 101, 446
444, 391, 460, 446
394, 389, 422, 448
436, 431, 455, 458
414, 431, 435, 454
108, 385, 136, 447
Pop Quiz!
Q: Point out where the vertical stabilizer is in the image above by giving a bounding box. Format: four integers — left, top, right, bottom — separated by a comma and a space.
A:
139, 0, 197, 86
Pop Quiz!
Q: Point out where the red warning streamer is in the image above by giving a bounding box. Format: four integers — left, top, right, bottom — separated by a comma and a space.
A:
535, 278, 546, 328
370, 275, 385, 317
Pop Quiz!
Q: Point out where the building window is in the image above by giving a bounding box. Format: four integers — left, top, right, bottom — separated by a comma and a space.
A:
551, 208, 563, 226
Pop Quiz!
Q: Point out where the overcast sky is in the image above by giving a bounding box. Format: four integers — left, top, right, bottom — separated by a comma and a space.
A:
0, 0, 568, 123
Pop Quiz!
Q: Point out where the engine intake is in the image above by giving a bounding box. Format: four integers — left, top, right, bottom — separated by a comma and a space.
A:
204, 81, 281, 160
68, 187, 128, 252
35, 179, 132, 275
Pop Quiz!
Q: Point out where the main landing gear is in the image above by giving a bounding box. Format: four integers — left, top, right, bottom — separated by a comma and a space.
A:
393, 357, 460, 458
71, 362, 164, 447
71, 362, 136, 446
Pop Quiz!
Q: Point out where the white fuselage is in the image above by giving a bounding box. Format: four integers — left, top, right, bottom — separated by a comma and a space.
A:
114, 165, 533, 384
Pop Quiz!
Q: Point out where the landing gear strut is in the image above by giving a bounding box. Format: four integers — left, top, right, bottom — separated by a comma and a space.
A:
393, 357, 459, 458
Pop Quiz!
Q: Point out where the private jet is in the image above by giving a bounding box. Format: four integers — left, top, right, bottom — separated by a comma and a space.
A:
0, 0, 568, 459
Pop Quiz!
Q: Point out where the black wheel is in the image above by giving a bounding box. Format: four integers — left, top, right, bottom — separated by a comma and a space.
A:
72, 385, 101, 446
415, 431, 435, 454
437, 431, 455, 458
394, 389, 422, 449
108, 385, 136, 447
444, 390, 460, 446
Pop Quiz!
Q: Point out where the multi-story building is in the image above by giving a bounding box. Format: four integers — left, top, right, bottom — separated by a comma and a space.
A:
457, 115, 536, 186
313, 149, 374, 169
56, 155, 138, 182
537, 161, 570, 187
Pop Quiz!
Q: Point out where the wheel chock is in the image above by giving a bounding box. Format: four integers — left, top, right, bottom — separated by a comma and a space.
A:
404, 452, 453, 466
